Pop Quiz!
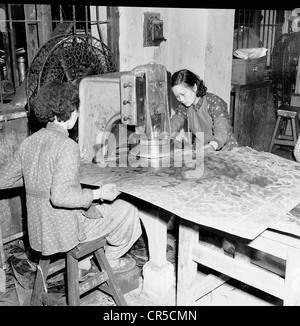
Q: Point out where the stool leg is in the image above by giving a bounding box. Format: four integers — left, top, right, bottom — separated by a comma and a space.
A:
66, 253, 80, 306
269, 116, 281, 152
94, 248, 127, 306
296, 116, 300, 138
292, 118, 298, 145
31, 256, 50, 306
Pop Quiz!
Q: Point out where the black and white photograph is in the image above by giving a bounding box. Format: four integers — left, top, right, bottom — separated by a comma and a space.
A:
0, 1, 299, 311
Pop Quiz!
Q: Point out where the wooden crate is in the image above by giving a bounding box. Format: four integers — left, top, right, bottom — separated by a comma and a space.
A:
232, 57, 266, 85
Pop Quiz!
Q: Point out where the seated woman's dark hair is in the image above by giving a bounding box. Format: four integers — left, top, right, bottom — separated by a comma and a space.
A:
171, 69, 207, 97
32, 80, 80, 123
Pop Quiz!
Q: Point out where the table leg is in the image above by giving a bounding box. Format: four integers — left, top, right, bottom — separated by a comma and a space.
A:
0, 225, 6, 293
139, 207, 175, 298
177, 219, 199, 306
284, 247, 300, 305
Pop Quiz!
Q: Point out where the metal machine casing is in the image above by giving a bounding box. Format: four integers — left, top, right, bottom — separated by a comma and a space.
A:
78, 63, 171, 162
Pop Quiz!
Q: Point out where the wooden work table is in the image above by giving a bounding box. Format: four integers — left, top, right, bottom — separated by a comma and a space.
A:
79, 146, 300, 305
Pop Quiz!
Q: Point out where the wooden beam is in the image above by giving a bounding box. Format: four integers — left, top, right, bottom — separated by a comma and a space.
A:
37, 4, 52, 45
24, 4, 52, 66
284, 247, 300, 305
295, 54, 300, 94
107, 7, 119, 71
195, 273, 230, 302
2, 231, 25, 244
0, 110, 27, 122
24, 4, 39, 66
261, 229, 300, 248
6, 4, 17, 85
192, 242, 285, 300
177, 219, 199, 305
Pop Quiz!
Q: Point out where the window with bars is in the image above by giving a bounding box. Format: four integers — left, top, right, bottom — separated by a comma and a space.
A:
50, 4, 107, 41
233, 9, 285, 68
0, 4, 109, 104
0, 7, 287, 104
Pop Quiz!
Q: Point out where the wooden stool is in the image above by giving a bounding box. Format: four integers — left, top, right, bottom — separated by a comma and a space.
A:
30, 237, 127, 306
269, 105, 300, 153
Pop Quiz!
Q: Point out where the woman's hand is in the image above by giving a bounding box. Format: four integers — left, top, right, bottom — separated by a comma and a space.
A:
93, 183, 120, 202
204, 141, 218, 153
203, 143, 215, 152
170, 129, 189, 144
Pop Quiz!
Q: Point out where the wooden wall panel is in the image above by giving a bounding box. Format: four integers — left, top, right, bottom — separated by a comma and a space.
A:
233, 81, 276, 152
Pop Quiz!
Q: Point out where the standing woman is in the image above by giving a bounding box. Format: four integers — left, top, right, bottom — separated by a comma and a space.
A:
170, 69, 238, 152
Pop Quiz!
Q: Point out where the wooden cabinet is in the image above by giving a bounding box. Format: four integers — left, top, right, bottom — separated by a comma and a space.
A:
0, 110, 28, 242
231, 81, 276, 152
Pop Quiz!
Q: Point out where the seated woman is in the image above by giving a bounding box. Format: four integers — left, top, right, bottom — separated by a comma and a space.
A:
0, 80, 142, 277
170, 69, 238, 152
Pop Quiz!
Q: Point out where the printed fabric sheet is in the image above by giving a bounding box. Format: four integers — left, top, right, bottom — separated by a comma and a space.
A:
79, 146, 300, 240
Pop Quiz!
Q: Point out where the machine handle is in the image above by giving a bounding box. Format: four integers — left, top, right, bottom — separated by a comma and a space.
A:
123, 100, 131, 105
